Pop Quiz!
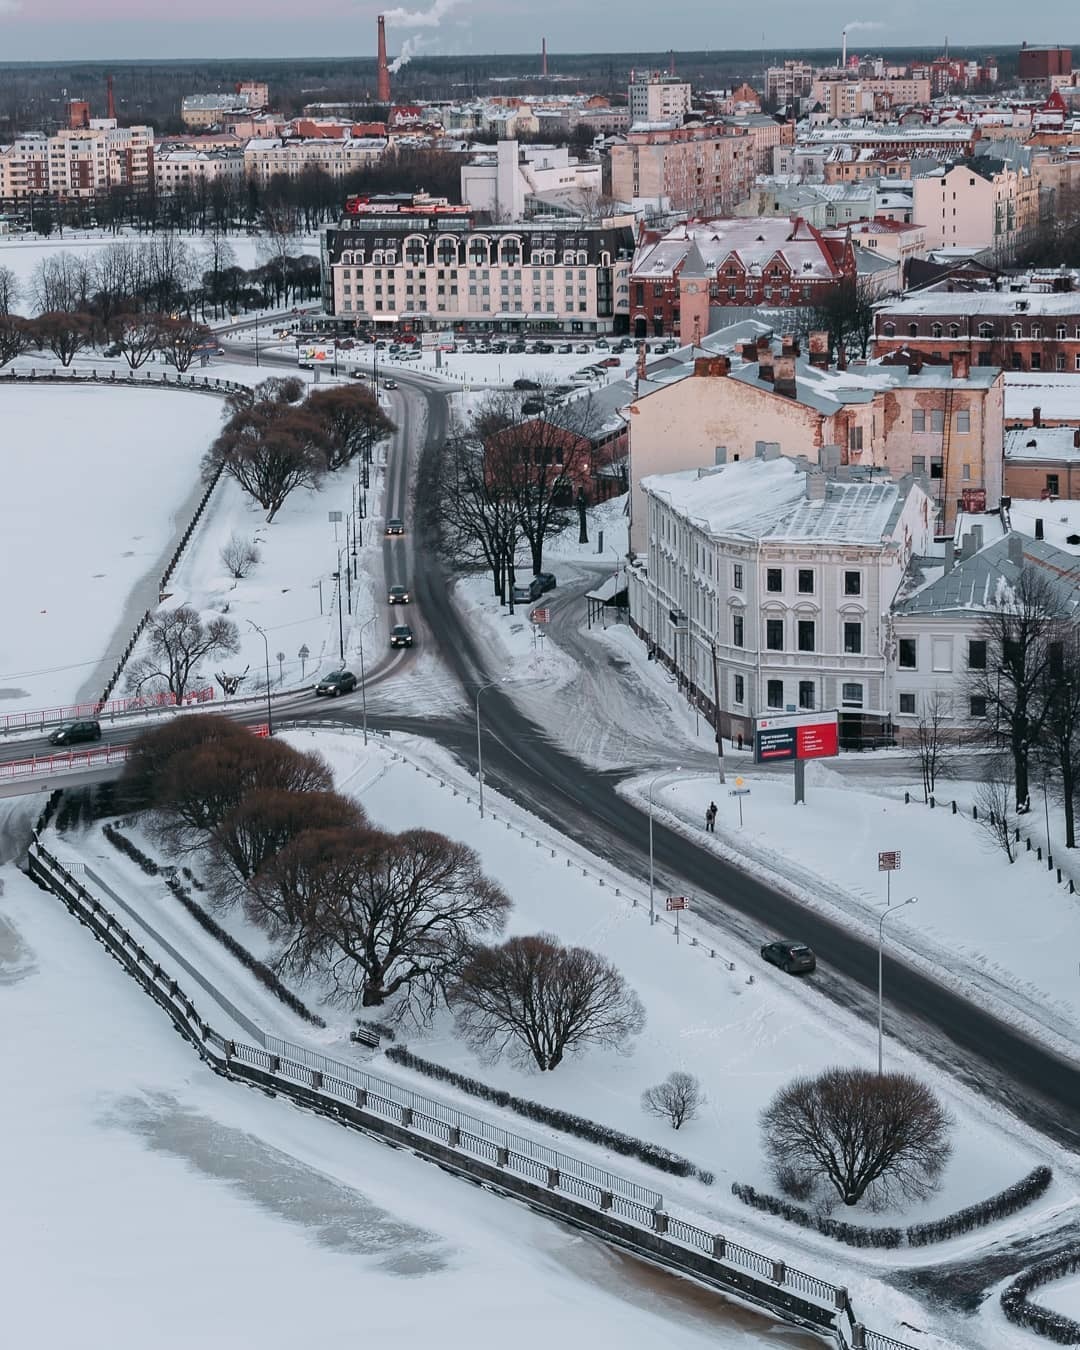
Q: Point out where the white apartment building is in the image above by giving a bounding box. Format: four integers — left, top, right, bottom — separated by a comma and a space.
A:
460, 139, 602, 220
628, 454, 934, 746
155, 148, 246, 196
628, 73, 692, 125
243, 136, 387, 185
0, 120, 153, 200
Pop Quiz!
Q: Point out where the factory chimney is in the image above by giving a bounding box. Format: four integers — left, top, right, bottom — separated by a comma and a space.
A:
668, 49, 675, 77
106, 73, 116, 121
377, 15, 391, 105
841, 29, 847, 69
541, 37, 547, 78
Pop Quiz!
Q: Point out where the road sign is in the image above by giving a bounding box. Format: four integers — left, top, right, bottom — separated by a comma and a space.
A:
665, 895, 689, 911
728, 788, 751, 796
531, 608, 550, 624
754, 709, 839, 764
878, 851, 901, 871
327, 511, 343, 522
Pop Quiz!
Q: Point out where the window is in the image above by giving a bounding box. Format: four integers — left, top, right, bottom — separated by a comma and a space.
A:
849, 425, 863, 452
843, 621, 862, 654
969, 695, 987, 719
956, 409, 971, 434
912, 455, 927, 475
732, 563, 744, 590
931, 409, 944, 433
766, 568, 782, 593
766, 618, 784, 651
932, 638, 953, 672
912, 409, 926, 432
841, 682, 863, 708
732, 614, 744, 648
1032, 351, 1042, 371
978, 322, 993, 339
767, 679, 784, 709
931, 322, 943, 339
968, 639, 987, 670
930, 457, 943, 479
899, 637, 917, 669
797, 569, 814, 594
1057, 325, 1067, 340
844, 571, 861, 596
797, 619, 815, 652
899, 692, 916, 715
733, 673, 745, 705
798, 680, 815, 709
1046, 473, 1060, 495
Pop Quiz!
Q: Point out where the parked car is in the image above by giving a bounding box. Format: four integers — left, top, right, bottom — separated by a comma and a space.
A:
388, 584, 411, 604
598, 356, 621, 368
594, 337, 610, 349
575, 343, 591, 353
383, 378, 398, 390
48, 719, 102, 746
390, 624, 415, 648
760, 941, 817, 975
491, 341, 507, 353
534, 341, 555, 353
513, 377, 541, 390
314, 670, 357, 698
385, 517, 405, 535
520, 398, 546, 415
533, 572, 557, 593
557, 343, 573, 354
512, 577, 545, 604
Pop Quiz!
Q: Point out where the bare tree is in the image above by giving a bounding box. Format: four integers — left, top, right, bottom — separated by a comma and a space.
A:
219, 533, 262, 579
223, 375, 305, 418
967, 561, 1064, 812
810, 275, 881, 360
642, 1071, 705, 1130
307, 384, 396, 470
204, 402, 328, 521
1038, 628, 1080, 849
913, 690, 952, 802
107, 313, 164, 370
157, 316, 212, 373
0, 265, 20, 316
0, 315, 33, 368
125, 604, 239, 701
761, 1067, 952, 1208
451, 933, 646, 1070
29, 251, 94, 313
123, 713, 249, 809
975, 764, 1018, 863
32, 312, 94, 366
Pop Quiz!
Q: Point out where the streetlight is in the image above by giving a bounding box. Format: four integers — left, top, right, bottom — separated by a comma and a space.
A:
247, 619, 273, 737
648, 766, 681, 925
475, 677, 508, 819
878, 896, 918, 1075
330, 564, 345, 660
357, 615, 377, 746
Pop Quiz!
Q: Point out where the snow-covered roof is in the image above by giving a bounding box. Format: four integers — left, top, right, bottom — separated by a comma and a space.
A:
1005, 426, 1080, 462
1009, 500, 1080, 552
1005, 374, 1080, 423
881, 290, 1080, 317
642, 456, 912, 545
894, 534, 1080, 615
632, 216, 842, 282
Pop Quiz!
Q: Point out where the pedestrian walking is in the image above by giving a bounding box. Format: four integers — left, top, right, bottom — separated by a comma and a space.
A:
737, 733, 744, 752
705, 801, 717, 833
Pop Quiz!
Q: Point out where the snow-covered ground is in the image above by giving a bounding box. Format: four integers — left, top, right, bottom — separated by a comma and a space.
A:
1, 862, 810, 1350
451, 574, 578, 693
0, 384, 223, 712
1039, 1272, 1080, 1322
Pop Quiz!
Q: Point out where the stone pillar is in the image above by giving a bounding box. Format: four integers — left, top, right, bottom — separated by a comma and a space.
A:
712, 1235, 726, 1260
447, 1126, 461, 1147
310, 1070, 323, 1090
355, 1087, 368, 1108
400, 1106, 413, 1128
771, 1260, 786, 1284
599, 1191, 613, 1211
496, 1147, 509, 1167
546, 1168, 559, 1190
653, 1210, 669, 1235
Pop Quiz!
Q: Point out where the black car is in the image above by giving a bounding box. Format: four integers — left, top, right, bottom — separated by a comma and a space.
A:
513, 377, 540, 390
390, 624, 414, 648
386, 517, 405, 536
760, 941, 817, 975
314, 670, 357, 697
48, 719, 102, 746
558, 343, 573, 354
383, 378, 398, 390
534, 572, 557, 594
512, 577, 545, 603
388, 584, 411, 604
534, 341, 555, 353
520, 398, 545, 415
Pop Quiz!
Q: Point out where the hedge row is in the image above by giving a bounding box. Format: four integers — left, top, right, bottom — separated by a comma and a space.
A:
733, 1165, 1054, 1251
1002, 1249, 1080, 1344
385, 1044, 714, 1184
102, 825, 325, 1029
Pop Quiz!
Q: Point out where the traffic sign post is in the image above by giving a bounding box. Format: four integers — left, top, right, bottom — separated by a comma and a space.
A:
665, 895, 689, 943
728, 775, 751, 827
878, 849, 901, 907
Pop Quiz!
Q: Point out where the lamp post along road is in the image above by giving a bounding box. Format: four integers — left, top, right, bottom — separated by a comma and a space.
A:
648, 766, 681, 925
878, 896, 918, 1075
247, 620, 273, 737
358, 615, 377, 747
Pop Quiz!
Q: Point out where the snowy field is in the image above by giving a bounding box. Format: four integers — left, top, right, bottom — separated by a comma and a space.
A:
0, 384, 223, 711
0, 865, 812, 1350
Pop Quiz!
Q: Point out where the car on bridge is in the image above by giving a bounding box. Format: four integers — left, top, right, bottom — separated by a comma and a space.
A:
390, 624, 414, 649
760, 940, 816, 975
314, 670, 358, 697
388, 584, 411, 604
48, 719, 102, 746
385, 517, 405, 536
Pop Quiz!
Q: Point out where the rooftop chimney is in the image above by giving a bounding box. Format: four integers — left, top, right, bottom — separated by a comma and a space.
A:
781, 333, 800, 357
1007, 533, 1024, 567
944, 539, 955, 573
774, 353, 797, 399
758, 344, 775, 383
950, 350, 970, 380
1035, 517, 1045, 540
1033, 405, 1042, 427
805, 468, 827, 500
693, 355, 730, 378
377, 15, 391, 105
541, 38, 548, 78
741, 340, 760, 362
808, 330, 830, 369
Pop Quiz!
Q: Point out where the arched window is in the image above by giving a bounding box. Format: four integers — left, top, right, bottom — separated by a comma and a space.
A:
1031, 324, 1042, 339
883, 322, 896, 338
978, 322, 993, 339
931, 323, 943, 339
436, 236, 459, 267
949, 323, 960, 338
1012, 323, 1023, 339
908, 322, 919, 337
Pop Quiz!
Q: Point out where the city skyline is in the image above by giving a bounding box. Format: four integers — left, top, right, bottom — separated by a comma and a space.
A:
0, 0, 1075, 63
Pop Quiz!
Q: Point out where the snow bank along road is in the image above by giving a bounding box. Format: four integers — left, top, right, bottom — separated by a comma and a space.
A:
8, 365, 1080, 1158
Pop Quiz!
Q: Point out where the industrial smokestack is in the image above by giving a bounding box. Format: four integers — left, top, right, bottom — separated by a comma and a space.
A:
668, 49, 675, 77
106, 73, 116, 121
841, 29, 847, 69
377, 15, 391, 105
541, 37, 547, 78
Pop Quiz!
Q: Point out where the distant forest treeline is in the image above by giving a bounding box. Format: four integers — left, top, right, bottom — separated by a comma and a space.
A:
0, 45, 1047, 137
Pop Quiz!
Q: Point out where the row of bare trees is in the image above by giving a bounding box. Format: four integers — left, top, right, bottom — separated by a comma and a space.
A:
203, 376, 395, 521
0, 310, 215, 371
125, 716, 645, 1068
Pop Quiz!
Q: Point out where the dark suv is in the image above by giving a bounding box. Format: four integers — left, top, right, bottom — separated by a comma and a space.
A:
48, 719, 102, 746
760, 941, 816, 975
314, 670, 358, 697
390, 624, 414, 648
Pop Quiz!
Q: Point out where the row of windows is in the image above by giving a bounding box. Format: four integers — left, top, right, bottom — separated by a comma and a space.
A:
761, 566, 862, 596
341, 246, 613, 268
897, 637, 985, 671
883, 321, 1080, 340
751, 679, 864, 710
731, 614, 864, 654
898, 691, 986, 718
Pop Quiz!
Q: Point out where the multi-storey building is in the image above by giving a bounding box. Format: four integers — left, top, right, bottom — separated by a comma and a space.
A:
798, 124, 978, 159
0, 120, 153, 200
460, 139, 602, 219
1017, 43, 1072, 89
809, 75, 933, 119
765, 62, 814, 109
609, 124, 755, 217
912, 159, 1039, 257
628, 454, 934, 746
321, 195, 635, 336
874, 290, 1080, 374
629, 216, 854, 340
627, 73, 693, 125
154, 148, 246, 196
243, 136, 387, 186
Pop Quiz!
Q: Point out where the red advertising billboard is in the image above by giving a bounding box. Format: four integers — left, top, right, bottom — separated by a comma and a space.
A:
754, 710, 839, 764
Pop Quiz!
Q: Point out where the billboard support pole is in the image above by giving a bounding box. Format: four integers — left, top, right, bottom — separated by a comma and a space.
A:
794, 757, 806, 805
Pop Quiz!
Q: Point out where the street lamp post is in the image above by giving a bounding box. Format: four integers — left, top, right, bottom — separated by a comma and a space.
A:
357, 615, 377, 746
878, 896, 918, 1075
648, 766, 681, 925
247, 619, 273, 737
331, 564, 345, 660
475, 678, 506, 819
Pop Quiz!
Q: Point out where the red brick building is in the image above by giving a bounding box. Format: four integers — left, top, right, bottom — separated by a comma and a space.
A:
629, 216, 855, 340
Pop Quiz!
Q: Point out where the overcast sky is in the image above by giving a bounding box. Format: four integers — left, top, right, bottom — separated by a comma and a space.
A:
0, 0, 1074, 63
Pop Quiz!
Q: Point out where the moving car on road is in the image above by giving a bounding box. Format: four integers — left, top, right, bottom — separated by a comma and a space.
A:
314, 670, 358, 697
533, 572, 557, 594
390, 624, 414, 648
48, 719, 102, 746
385, 517, 405, 536
388, 584, 411, 604
760, 941, 817, 975
383, 378, 398, 390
